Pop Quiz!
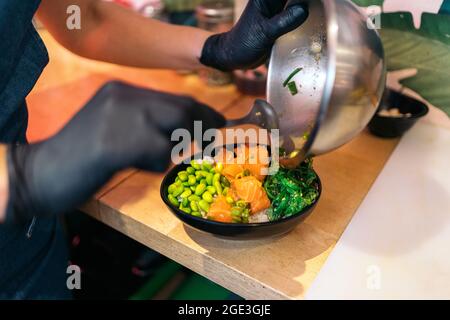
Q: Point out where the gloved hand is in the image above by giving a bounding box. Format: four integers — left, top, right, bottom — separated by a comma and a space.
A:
5, 81, 225, 223
200, 0, 308, 71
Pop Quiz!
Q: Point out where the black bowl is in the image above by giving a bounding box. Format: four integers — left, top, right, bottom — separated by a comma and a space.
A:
368, 89, 429, 138
160, 152, 322, 240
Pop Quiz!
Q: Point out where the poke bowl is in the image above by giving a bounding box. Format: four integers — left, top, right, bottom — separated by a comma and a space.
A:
160, 144, 322, 240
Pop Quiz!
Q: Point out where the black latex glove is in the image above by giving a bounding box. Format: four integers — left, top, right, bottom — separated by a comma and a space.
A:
200, 0, 309, 71
5, 81, 225, 224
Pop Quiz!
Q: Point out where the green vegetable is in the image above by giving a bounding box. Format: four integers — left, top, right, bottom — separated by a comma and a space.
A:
180, 189, 192, 199
222, 187, 229, 196
186, 166, 195, 174
190, 160, 201, 170
191, 211, 203, 218
264, 158, 319, 221
194, 183, 207, 196
172, 185, 184, 197
168, 183, 177, 194
283, 67, 302, 87
202, 191, 213, 203
205, 173, 213, 186
220, 175, 230, 187
214, 181, 223, 196
198, 200, 210, 212
188, 175, 197, 186
201, 162, 213, 171
168, 194, 179, 207
190, 201, 199, 212
197, 170, 210, 178
188, 194, 201, 202
215, 162, 223, 173
179, 206, 191, 214
177, 171, 188, 182
206, 186, 216, 195
287, 81, 298, 96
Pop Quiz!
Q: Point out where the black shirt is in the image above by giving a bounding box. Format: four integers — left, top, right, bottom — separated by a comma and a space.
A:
0, 0, 70, 299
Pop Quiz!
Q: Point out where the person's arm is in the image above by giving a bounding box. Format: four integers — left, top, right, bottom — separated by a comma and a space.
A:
37, 0, 308, 71
37, 0, 211, 70
0, 145, 8, 222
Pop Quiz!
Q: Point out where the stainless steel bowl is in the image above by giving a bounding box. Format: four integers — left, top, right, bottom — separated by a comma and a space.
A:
267, 0, 386, 167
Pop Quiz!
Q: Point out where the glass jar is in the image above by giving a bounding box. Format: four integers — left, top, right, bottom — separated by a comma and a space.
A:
196, 0, 234, 86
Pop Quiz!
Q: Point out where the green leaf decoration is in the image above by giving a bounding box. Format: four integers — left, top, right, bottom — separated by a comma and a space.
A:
351, 0, 384, 6
348, 1, 450, 116
380, 28, 450, 115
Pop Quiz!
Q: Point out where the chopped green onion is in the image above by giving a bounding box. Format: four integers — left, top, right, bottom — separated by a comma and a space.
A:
287, 81, 298, 96
283, 67, 302, 87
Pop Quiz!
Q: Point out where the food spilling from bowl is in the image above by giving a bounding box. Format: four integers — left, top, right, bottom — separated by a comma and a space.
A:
163, 145, 320, 227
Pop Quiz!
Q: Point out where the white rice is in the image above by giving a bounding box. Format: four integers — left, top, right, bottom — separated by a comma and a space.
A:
249, 209, 270, 223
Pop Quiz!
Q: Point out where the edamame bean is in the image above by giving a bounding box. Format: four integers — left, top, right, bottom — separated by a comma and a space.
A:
180, 206, 191, 214
194, 183, 207, 196
190, 186, 196, 192
186, 166, 195, 174
188, 195, 201, 202
214, 181, 223, 195
231, 207, 243, 219
197, 170, 209, 178
180, 189, 192, 199
168, 183, 177, 194
202, 191, 213, 203
206, 186, 216, 195
198, 200, 210, 212
212, 173, 221, 185
188, 175, 196, 186
190, 201, 199, 212
236, 200, 247, 208
222, 187, 229, 196
190, 160, 201, 170
191, 211, 203, 218
178, 171, 188, 181
182, 182, 189, 187
205, 173, 213, 186
201, 162, 212, 171
172, 185, 184, 197
215, 162, 223, 173
200, 179, 207, 185
168, 194, 179, 207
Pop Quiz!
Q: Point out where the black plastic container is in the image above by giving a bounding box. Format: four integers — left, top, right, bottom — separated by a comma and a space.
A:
368, 89, 429, 138
160, 149, 322, 240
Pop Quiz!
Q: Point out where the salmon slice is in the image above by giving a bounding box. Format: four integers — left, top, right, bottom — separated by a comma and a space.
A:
207, 196, 233, 223
243, 145, 269, 181
222, 163, 244, 180
232, 176, 270, 214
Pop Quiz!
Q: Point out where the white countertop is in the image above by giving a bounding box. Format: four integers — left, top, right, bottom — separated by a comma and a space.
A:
306, 120, 450, 299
